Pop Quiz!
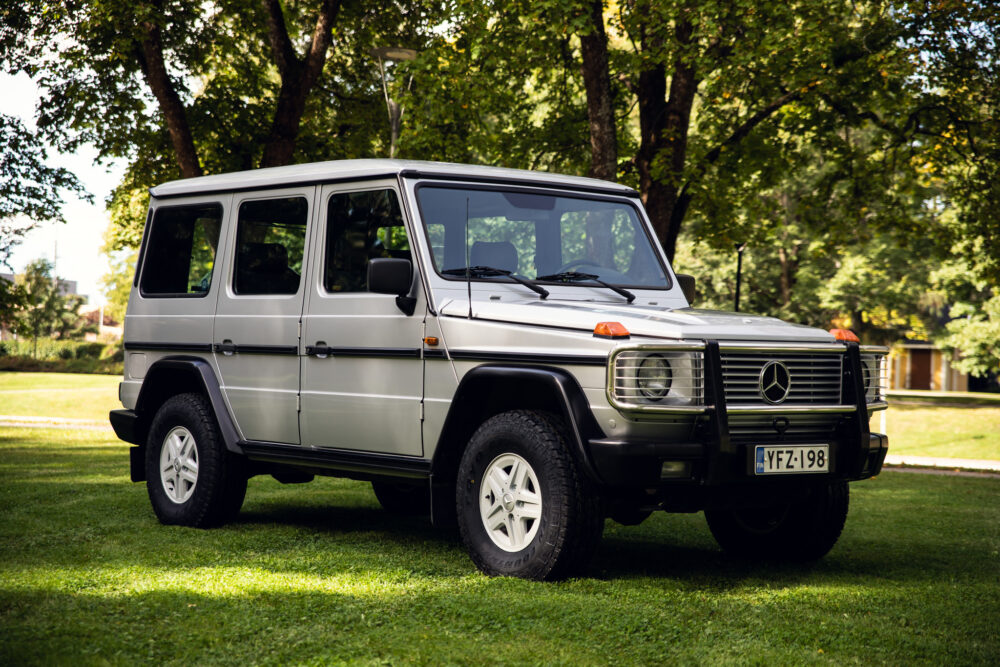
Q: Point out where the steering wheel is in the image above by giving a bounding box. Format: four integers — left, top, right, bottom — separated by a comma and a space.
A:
556, 258, 612, 273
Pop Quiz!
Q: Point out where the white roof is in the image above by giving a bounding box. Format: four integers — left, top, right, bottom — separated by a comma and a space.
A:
149, 159, 638, 198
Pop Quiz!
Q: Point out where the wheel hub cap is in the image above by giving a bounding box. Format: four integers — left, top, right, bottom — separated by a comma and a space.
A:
479, 453, 543, 552
159, 426, 199, 504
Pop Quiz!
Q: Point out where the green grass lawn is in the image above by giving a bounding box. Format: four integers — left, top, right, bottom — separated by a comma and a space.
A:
1, 425, 998, 664
0, 372, 120, 422
881, 403, 1000, 460
3, 371, 999, 462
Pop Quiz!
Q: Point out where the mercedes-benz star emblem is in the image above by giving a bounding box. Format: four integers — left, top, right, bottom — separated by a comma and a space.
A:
759, 360, 791, 404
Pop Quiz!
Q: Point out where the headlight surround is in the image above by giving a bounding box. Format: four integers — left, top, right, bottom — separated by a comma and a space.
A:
637, 354, 672, 400
608, 346, 705, 411
859, 348, 888, 403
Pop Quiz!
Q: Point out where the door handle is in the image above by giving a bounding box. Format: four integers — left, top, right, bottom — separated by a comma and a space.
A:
215, 340, 237, 355
306, 342, 333, 358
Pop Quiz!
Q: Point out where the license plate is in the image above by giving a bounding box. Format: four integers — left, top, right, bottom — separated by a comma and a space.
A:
754, 445, 829, 475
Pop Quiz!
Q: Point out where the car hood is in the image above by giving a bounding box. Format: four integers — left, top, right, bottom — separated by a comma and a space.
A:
439, 298, 835, 343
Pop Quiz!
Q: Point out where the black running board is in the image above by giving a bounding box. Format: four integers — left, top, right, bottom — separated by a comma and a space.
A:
240, 440, 432, 479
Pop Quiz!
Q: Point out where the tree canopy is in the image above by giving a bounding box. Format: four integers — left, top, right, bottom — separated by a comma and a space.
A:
2, 0, 998, 374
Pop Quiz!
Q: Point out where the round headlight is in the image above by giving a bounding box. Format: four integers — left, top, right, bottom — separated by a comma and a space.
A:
637, 355, 672, 400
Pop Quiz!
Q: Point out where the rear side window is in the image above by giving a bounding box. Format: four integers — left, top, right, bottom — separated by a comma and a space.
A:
140, 203, 223, 296
233, 197, 308, 295
324, 189, 408, 293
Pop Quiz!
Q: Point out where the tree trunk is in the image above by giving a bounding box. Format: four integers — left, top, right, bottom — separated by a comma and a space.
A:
636, 16, 698, 262
137, 19, 202, 178
260, 0, 342, 168
578, 0, 617, 182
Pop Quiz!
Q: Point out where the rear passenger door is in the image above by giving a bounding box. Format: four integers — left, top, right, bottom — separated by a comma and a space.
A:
299, 182, 425, 457
214, 189, 313, 444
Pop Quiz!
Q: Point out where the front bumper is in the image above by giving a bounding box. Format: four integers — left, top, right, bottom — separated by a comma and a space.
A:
587, 340, 888, 488
587, 432, 888, 487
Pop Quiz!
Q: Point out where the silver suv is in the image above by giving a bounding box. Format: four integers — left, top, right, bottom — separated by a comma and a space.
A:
109, 159, 889, 580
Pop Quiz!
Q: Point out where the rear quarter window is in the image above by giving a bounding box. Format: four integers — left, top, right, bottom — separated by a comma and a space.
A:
139, 203, 224, 297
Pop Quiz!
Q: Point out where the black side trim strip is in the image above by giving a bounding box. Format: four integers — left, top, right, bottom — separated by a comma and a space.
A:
423, 349, 449, 360
241, 441, 432, 478
326, 347, 422, 359
448, 350, 607, 366
124, 342, 214, 353
399, 169, 639, 197
216, 344, 298, 356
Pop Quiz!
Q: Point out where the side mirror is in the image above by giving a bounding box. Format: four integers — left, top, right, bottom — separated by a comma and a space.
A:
676, 273, 696, 305
368, 258, 416, 315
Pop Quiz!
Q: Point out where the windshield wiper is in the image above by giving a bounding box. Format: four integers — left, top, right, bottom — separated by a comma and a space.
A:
441, 265, 550, 299
536, 271, 635, 303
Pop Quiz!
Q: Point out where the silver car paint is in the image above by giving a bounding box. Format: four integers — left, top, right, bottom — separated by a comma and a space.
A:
124, 160, 850, 460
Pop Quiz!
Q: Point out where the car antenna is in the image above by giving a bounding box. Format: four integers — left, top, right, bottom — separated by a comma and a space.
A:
465, 196, 473, 319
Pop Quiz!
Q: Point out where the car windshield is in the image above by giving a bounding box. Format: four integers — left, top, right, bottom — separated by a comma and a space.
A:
416, 186, 670, 289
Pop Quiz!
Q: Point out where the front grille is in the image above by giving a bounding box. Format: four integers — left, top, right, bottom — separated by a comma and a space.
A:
728, 413, 841, 442
720, 351, 843, 405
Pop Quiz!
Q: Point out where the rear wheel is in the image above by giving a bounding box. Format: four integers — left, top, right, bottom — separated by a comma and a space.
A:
145, 393, 247, 528
705, 481, 849, 560
456, 410, 604, 580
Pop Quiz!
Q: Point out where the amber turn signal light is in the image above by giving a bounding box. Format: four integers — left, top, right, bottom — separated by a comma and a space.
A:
829, 328, 860, 343
594, 322, 630, 339
423, 336, 439, 346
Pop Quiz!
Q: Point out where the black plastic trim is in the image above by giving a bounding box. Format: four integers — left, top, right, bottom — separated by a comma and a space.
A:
132, 357, 243, 454
588, 439, 704, 487
213, 343, 298, 356
702, 340, 732, 484
325, 347, 422, 359
842, 342, 872, 477
447, 350, 608, 366
241, 441, 431, 478
432, 364, 606, 484
124, 342, 214, 353
109, 409, 140, 445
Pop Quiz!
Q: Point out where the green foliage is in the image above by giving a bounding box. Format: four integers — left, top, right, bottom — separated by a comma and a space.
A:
0, 114, 92, 268
9, 259, 92, 355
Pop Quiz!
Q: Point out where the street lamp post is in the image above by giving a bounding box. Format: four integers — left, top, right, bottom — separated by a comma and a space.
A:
371, 47, 418, 159
734, 242, 747, 312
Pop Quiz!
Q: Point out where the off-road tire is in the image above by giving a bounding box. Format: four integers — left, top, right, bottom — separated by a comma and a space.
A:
145, 393, 247, 528
372, 480, 431, 515
456, 410, 604, 580
705, 481, 849, 561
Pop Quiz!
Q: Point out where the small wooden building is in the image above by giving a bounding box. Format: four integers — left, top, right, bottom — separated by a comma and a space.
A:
888, 341, 969, 392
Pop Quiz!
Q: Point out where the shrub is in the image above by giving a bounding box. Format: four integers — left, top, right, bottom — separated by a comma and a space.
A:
75, 342, 106, 359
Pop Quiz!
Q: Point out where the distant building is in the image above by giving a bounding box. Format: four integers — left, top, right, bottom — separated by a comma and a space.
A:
888, 341, 968, 391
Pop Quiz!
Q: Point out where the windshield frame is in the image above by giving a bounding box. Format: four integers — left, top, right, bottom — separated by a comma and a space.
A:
412, 182, 674, 292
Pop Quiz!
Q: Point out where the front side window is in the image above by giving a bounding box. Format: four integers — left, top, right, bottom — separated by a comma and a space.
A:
324, 189, 408, 293
140, 203, 223, 296
415, 187, 669, 288
233, 197, 308, 295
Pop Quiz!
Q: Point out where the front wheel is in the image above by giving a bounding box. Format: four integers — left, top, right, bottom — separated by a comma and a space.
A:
705, 481, 849, 561
456, 410, 604, 580
145, 393, 247, 528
